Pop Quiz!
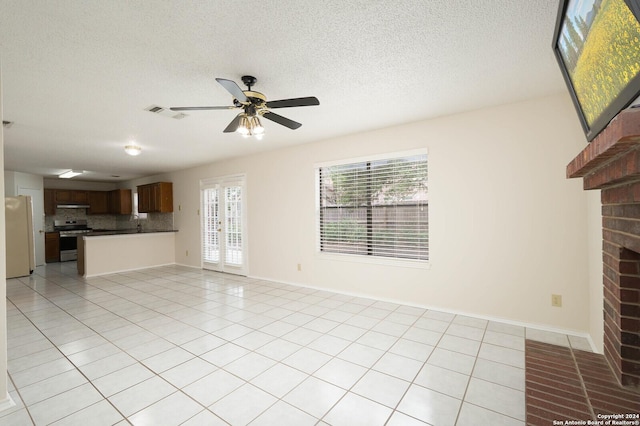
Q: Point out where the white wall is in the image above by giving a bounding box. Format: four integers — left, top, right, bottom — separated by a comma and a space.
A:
0, 60, 12, 409
82, 233, 176, 277
148, 93, 596, 334
4, 171, 43, 196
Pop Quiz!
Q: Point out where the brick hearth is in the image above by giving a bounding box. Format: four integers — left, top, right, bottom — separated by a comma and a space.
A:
568, 108, 640, 387
525, 340, 640, 424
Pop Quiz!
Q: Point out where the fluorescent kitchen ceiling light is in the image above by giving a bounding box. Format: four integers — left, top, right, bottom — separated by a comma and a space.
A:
59, 170, 83, 179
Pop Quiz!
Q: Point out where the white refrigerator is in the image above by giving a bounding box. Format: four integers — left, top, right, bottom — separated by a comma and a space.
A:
5, 196, 35, 278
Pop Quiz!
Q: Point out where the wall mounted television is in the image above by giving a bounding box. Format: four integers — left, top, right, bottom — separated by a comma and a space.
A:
552, 0, 640, 141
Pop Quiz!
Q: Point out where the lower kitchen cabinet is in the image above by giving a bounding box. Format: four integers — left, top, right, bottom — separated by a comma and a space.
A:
45, 232, 60, 263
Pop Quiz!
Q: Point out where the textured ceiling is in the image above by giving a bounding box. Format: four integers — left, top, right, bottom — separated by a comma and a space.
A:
0, 0, 566, 182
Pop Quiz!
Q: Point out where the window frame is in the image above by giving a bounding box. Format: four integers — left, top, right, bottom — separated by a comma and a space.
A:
315, 149, 429, 268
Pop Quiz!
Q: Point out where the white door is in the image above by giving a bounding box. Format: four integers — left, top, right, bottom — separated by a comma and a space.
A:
18, 186, 45, 266
201, 176, 247, 275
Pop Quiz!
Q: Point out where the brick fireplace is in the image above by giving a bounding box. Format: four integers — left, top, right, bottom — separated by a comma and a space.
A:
567, 108, 640, 387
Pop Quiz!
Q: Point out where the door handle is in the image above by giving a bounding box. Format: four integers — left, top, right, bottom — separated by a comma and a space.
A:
39, 230, 44, 234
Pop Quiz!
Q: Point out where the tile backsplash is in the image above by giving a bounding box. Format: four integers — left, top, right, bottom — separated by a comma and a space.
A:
46, 209, 174, 232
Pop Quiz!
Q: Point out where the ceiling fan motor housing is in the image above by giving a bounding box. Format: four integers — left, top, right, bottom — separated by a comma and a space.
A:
241, 75, 257, 91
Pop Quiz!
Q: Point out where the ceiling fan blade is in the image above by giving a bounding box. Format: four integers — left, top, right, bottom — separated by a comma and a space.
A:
223, 114, 243, 133
262, 112, 302, 130
170, 106, 236, 111
216, 78, 248, 103
266, 96, 320, 109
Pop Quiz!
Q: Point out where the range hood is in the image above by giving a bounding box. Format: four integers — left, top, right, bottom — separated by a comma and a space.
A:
56, 204, 90, 209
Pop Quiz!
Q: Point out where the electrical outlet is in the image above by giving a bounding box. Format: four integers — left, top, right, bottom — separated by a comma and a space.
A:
297, 263, 301, 271
551, 294, 562, 307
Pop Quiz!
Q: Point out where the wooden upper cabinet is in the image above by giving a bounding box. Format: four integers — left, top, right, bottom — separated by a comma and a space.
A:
137, 182, 173, 213
46, 188, 133, 215
54, 189, 71, 203
137, 185, 152, 213
82, 190, 134, 215
55, 189, 89, 204
88, 191, 109, 214
44, 188, 56, 216
109, 189, 132, 215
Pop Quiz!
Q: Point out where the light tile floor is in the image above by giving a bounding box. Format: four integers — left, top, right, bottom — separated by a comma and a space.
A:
1, 262, 591, 425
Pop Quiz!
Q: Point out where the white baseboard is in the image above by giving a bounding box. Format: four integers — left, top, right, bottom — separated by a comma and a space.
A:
173, 263, 201, 270
248, 273, 600, 353
0, 393, 15, 413
84, 262, 176, 278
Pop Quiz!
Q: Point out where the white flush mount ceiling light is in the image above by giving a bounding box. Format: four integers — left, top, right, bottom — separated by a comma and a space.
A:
124, 144, 142, 156
59, 170, 83, 179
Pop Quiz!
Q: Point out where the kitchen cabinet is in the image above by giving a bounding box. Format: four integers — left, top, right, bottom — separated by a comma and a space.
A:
138, 185, 151, 213
88, 191, 109, 214
44, 189, 56, 216
55, 189, 89, 204
45, 232, 60, 263
45, 188, 133, 215
137, 182, 173, 213
109, 189, 132, 214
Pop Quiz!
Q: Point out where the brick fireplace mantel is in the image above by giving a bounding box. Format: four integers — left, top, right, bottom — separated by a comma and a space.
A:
567, 108, 640, 388
567, 109, 640, 187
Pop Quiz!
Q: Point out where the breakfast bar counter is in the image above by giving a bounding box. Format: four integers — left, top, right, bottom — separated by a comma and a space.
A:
77, 230, 177, 277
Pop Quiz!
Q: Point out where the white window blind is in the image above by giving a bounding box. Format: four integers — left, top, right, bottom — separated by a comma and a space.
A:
202, 188, 220, 263
224, 186, 243, 265
318, 153, 428, 261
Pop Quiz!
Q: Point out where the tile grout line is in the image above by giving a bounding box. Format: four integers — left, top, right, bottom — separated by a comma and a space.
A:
5, 300, 37, 426
9, 269, 243, 424
8, 264, 541, 425
11, 283, 139, 424
452, 318, 487, 425
11, 268, 244, 424
6, 288, 133, 425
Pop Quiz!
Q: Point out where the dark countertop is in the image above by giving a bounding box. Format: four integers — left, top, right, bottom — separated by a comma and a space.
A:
84, 229, 178, 236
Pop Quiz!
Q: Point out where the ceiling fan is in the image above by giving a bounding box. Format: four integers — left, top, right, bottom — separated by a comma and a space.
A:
170, 76, 320, 137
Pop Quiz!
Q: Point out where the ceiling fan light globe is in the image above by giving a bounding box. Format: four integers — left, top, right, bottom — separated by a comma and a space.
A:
250, 116, 264, 134
237, 116, 250, 135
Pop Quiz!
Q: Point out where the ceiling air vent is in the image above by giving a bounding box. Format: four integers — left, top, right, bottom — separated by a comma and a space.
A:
145, 105, 187, 120
2, 121, 14, 128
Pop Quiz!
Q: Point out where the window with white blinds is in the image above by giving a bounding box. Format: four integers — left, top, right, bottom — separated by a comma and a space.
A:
317, 152, 428, 261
